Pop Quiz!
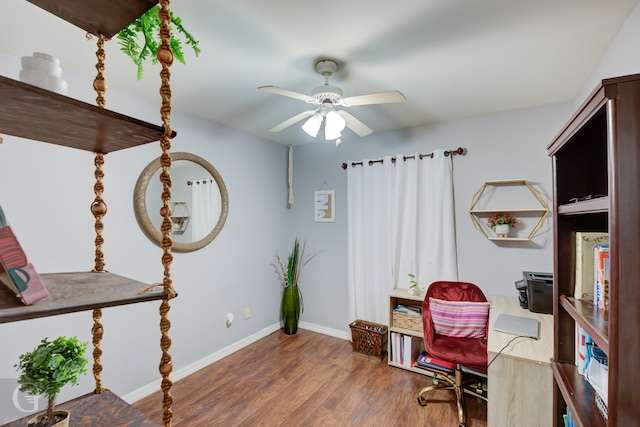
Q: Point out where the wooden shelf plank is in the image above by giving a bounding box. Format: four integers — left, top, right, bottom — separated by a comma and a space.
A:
389, 326, 423, 338
0, 76, 175, 153
487, 237, 530, 241
551, 360, 606, 427
0, 272, 168, 323
560, 295, 609, 354
3, 389, 159, 426
469, 209, 548, 213
26, 0, 159, 39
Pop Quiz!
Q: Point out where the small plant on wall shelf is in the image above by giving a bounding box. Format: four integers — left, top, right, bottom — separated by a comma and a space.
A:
117, 4, 201, 80
487, 212, 518, 229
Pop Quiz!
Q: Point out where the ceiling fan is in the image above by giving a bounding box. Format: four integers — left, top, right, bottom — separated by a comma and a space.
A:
258, 59, 406, 141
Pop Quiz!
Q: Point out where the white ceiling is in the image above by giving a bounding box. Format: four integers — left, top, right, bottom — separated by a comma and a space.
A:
1, 0, 638, 146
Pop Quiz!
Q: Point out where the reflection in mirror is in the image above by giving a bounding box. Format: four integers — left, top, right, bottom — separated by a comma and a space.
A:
134, 152, 228, 252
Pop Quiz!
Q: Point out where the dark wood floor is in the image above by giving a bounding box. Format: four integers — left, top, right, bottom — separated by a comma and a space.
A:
134, 329, 487, 427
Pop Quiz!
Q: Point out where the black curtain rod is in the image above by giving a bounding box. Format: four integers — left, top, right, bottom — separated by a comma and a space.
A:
341, 147, 464, 170
187, 179, 213, 185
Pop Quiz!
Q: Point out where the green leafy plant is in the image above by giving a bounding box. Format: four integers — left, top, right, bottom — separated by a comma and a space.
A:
408, 273, 423, 295
408, 273, 418, 291
275, 238, 319, 334
117, 4, 201, 80
275, 238, 319, 290
487, 212, 518, 229
15, 336, 88, 427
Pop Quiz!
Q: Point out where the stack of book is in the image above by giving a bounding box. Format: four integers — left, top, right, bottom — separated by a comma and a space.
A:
413, 351, 456, 376
574, 231, 609, 310
575, 325, 608, 421
389, 332, 421, 367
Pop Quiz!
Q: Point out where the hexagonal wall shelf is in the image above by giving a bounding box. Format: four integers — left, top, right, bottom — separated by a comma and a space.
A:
469, 179, 549, 241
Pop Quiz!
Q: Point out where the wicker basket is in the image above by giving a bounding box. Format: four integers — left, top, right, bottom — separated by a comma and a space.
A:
349, 319, 388, 359
392, 310, 423, 333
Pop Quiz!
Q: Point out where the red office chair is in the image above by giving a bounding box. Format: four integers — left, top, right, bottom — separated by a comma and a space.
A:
416, 281, 489, 427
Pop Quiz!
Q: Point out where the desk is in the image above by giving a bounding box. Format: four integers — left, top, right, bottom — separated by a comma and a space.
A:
487, 296, 553, 427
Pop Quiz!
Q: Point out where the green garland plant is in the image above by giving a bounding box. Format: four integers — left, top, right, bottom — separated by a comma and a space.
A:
117, 4, 201, 80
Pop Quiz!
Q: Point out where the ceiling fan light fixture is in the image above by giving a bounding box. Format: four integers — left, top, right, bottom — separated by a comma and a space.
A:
302, 113, 322, 137
324, 110, 346, 140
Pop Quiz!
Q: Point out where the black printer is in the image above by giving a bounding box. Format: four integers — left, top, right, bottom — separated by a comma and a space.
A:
515, 271, 553, 314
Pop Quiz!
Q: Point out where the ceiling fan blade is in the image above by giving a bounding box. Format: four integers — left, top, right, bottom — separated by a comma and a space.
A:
337, 110, 373, 137
342, 91, 407, 107
258, 85, 315, 103
269, 110, 316, 132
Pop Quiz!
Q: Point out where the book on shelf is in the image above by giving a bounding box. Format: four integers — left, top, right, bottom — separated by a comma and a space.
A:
413, 361, 451, 377
0, 205, 49, 305
395, 304, 422, 315
415, 351, 455, 373
576, 325, 592, 375
390, 332, 421, 366
574, 232, 608, 301
593, 244, 609, 311
402, 334, 421, 368
585, 355, 608, 415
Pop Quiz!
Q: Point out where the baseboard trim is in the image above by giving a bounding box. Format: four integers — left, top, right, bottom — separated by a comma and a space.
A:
123, 321, 350, 404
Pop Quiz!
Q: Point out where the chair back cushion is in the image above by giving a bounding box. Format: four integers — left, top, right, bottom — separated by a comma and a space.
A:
429, 298, 490, 338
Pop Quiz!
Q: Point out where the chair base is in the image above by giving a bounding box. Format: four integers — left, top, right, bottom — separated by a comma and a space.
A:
416, 366, 487, 427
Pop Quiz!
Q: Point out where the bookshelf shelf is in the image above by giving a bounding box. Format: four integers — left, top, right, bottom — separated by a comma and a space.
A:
559, 295, 609, 355
387, 288, 429, 375
548, 73, 640, 426
0, 272, 168, 324
550, 361, 606, 427
2, 390, 160, 426
0, 76, 174, 154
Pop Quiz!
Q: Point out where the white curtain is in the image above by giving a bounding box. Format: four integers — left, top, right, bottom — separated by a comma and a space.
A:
347, 156, 395, 326
347, 150, 458, 325
190, 178, 218, 241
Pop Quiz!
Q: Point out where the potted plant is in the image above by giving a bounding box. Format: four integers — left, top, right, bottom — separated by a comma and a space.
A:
408, 273, 422, 296
15, 336, 88, 427
275, 238, 319, 335
117, 4, 201, 80
487, 212, 518, 238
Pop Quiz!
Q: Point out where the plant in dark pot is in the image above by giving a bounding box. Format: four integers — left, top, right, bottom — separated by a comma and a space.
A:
15, 336, 88, 427
275, 238, 319, 334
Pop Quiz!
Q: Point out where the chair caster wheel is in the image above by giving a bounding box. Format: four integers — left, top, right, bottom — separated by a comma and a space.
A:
417, 396, 427, 407
459, 424, 466, 427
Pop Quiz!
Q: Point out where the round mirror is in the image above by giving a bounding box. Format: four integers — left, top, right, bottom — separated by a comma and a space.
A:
134, 152, 228, 252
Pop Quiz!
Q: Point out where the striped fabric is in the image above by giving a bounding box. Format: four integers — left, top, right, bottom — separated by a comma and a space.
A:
429, 297, 490, 339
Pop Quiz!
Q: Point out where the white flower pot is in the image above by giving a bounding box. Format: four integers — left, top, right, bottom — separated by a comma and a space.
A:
494, 224, 511, 237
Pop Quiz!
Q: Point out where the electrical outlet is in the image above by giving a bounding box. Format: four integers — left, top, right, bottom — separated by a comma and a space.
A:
245, 307, 251, 319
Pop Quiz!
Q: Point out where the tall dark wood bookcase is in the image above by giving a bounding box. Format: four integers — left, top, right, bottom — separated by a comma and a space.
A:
547, 73, 640, 426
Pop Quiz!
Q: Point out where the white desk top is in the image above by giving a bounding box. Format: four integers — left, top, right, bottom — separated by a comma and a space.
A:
488, 296, 553, 365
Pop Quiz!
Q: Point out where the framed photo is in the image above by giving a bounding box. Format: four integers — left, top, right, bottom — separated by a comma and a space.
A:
314, 190, 335, 222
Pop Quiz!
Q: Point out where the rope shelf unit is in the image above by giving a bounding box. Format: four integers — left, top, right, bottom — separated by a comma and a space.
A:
0, 1, 177, 425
